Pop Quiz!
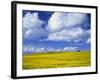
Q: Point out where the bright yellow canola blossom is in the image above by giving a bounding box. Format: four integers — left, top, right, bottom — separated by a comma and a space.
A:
23, 51, 90, 69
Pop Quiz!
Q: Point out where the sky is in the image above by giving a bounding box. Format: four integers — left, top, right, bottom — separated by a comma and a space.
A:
22, 10, 91, 54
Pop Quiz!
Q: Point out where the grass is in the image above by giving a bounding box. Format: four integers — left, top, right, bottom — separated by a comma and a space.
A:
22, 51, 91, 70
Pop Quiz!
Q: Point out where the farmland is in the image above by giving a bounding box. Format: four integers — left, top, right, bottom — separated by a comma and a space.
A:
22, 51, 90, 69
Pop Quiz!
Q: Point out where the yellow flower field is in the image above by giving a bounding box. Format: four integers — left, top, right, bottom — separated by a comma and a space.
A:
22, 51, 90, 69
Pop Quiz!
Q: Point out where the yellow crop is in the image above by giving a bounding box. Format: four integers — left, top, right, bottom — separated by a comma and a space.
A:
23, 51, 90, 69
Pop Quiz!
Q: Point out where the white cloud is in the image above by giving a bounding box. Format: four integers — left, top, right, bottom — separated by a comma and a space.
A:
23, 12, 90, 44
47, 12, 90, 42
47, 48, 55, 52
48, 12, 88, 32
47, 12, 65, 32
23, 12, 47, 40
35, 47, 45, 52
87, 38, 90, 44
23, 46, 36, 53
63, 47, 79, 51
23, 45, 80, 54
23, 46, 46, 53
63, 13, 88, 28
47, 27, 89, 41
23, 12, 43, 29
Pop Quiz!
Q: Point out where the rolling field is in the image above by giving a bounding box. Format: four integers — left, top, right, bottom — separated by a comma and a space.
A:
23, 51, 90, 69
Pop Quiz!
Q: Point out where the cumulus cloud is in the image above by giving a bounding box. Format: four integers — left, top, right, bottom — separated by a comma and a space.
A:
47, 27, 90, 42
47, 12, 90, 43
47, 12, 88, 32
23, 12, 90, 43
48, 27, 83, 41
23, 12, 47, 40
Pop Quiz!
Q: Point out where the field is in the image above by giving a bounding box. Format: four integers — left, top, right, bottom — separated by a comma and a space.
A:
22, 51, 90, 69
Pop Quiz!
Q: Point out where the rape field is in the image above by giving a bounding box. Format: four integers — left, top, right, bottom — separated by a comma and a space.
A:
22, 51, 90, 69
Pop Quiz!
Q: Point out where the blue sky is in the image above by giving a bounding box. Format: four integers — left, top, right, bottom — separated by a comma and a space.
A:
22, 10, 91, 53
